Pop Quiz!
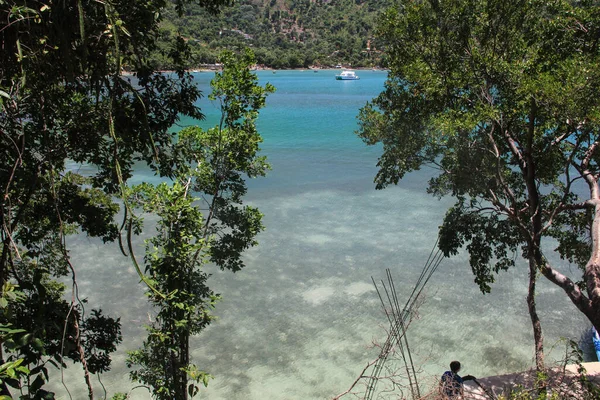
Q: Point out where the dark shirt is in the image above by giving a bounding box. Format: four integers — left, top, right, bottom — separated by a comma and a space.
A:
440, 370, 464, 398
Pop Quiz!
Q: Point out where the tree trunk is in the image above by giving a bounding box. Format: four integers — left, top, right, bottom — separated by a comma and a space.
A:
586, 201, 600, 332
521, 114, 547, 391
527, 256, 546, 393
585, 265, 600, 332
538, 259, 599, 330
178, 331, 189, 400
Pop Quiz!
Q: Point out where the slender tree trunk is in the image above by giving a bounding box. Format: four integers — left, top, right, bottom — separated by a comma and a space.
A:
73, 310, 94, 400
521, 106, 547, 390
527, 255, 546, 392
178, 331, 189, 400
585, 202, 600, 332
0, 237, 10, 288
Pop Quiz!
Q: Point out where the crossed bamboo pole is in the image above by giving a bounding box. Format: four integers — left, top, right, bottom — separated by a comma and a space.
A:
364, 240, 445, 400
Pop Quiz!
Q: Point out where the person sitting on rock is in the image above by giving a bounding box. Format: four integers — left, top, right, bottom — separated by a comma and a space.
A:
440, 360, 476, 398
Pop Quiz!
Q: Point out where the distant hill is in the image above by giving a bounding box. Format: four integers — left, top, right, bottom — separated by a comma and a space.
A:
152, 0, 391, 69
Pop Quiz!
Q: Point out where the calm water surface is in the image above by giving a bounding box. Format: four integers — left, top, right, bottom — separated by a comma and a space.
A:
61, 70, 589, 399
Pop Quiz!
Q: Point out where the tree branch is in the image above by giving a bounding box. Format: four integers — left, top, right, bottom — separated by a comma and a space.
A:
539, 259, 592, 316
581, 139, 600, 174
503, 129, 526, 171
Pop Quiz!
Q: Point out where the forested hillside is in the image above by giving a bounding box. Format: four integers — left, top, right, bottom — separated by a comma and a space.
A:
152, 0, 391, 69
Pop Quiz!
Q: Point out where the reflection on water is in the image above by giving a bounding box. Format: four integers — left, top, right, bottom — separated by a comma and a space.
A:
53, 71, 589, 399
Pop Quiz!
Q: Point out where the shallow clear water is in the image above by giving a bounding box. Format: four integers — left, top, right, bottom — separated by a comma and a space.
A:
58, 70, 590, 399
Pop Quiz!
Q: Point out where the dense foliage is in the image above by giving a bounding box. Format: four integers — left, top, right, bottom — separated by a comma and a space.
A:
126, 50, 273, 399
152, 0, 392, 69
0, 0, 270, 398
358, 0, 600, 375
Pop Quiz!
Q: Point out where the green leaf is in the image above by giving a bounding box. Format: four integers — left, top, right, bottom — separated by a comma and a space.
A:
32, 338, 44, 352
30, 374, 45, 393
0, 326, 25, 335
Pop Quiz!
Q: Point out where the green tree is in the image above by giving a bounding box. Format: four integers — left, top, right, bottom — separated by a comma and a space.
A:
126, 49, 274, 400
358, 0, 600, 377
0, 0, 231, 397
157, 0, 387, 69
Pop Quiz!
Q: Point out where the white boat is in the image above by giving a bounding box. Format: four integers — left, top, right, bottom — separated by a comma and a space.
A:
335, 70, 360, 80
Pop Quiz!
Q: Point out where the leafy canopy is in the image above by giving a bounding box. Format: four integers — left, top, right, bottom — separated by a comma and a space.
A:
358, 0, 600, 323
0, 0, 235, 397
126, 49, 274, 400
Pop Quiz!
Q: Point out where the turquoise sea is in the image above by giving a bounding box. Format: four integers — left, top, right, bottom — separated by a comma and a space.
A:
61, 70, 589, 399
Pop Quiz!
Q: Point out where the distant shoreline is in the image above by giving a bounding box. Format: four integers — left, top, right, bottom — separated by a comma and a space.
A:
122, 66, 386, 75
